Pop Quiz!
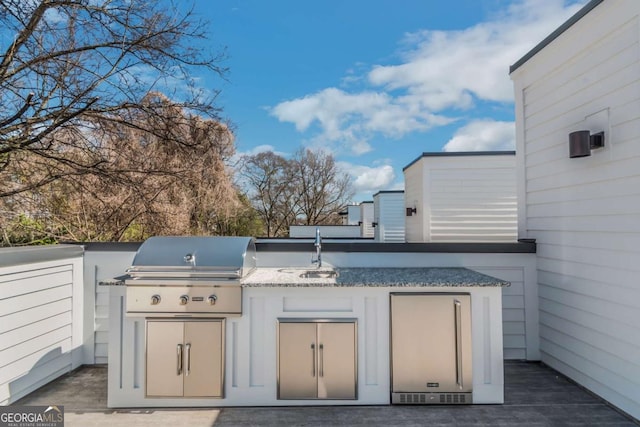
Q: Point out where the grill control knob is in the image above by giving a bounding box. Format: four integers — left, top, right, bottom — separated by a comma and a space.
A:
150, 295, 161, 305
207, 295, 217, 305
179, 295, 189, 305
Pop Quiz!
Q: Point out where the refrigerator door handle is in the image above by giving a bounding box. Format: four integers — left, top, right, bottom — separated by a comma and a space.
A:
454, 300, 463, 389
311, 343, 316, 377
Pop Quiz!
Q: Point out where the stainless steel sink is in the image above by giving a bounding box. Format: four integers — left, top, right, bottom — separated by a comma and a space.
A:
298, 270, 339, 279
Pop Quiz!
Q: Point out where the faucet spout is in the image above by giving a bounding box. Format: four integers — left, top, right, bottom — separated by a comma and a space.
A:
312, 227, 322, 267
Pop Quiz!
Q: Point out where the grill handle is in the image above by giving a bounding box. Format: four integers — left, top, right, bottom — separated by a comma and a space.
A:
177, 344, 183, 375
185, 343, 191, 376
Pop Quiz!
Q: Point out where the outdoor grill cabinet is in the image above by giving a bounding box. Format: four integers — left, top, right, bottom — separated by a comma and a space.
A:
277, 319, 357, 400
146, 319, 225, 398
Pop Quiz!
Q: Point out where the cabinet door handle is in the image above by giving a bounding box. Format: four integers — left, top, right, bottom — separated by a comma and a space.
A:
185, 343, 191, 376
319, 344, 324, 377
311, 343, 316, 377
454, 300, 463, 389
177, 344, 183, 376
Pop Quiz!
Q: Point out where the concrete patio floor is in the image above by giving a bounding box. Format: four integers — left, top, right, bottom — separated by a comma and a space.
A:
13, 361, 639, 426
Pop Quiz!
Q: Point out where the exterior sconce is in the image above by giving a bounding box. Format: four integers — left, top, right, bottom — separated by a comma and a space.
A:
406, 207, 417, 217
569, 130, 605, 158
371, 222, 378, 227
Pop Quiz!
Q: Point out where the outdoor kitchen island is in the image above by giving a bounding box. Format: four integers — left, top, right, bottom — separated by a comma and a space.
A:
107, 266, 508, 408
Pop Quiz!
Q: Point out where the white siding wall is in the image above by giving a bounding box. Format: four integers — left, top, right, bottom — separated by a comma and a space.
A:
403, 163, 425, 242
0, 248, 84, 405
83, 250, 135, 365
289, 225, 361, 238
405, 155, 517, 243
359, 203, 375, 238
512, 0, 640, 419
373, 192, 405, 242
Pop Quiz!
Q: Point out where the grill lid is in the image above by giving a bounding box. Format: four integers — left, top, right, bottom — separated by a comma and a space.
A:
126, 236, 256, 279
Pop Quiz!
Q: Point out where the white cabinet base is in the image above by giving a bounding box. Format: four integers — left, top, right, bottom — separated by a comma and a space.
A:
108, 286, 504, 407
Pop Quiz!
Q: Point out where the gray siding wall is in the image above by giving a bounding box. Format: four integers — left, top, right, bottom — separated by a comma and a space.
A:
512, 0, 640, 419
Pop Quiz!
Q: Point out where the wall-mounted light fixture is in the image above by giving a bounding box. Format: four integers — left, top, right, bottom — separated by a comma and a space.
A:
406, 207, 417, 217
371, 222, 378, 227
569, 130, 605, 158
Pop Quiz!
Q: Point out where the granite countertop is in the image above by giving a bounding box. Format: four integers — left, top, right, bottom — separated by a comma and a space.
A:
241, 267, 509, 287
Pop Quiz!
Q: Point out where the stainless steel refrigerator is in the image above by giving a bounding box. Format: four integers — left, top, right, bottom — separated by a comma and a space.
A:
390, 292, 472, 404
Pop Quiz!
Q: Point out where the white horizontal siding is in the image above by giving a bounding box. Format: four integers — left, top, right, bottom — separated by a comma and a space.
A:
513, 0, 640, 419
374, 193, 405, 242
473, 267, 527, 360
83, 251, 136, 365
429, 164, 517, 242
403, 163, 424, 242
0, 254, 83, 405
360, 203, 375, 238
404, 155, 517, 242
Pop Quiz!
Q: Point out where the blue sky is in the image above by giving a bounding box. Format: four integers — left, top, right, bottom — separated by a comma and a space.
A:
188, 0, 586, 201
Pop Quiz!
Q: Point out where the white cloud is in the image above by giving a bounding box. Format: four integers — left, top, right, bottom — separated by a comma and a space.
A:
338, 162, 396, 193
369, 0, 585, 109
442, 120, 515, 152
271, 87, 454, 155
270, 0, 585, 154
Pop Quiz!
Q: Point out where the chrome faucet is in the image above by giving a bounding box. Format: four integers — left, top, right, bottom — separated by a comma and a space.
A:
312, 227, 322, 267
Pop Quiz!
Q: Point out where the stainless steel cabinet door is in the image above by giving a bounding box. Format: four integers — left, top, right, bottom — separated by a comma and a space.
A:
391, 294, 472, 393
317, 322, 356, 399
146, 320, 224, 398
183, 320, 224, 397
146, 321, 184, 397
278, 322, 318, 399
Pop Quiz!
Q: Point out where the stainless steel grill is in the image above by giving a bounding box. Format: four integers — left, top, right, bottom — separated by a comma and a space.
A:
124, 236, 255, 317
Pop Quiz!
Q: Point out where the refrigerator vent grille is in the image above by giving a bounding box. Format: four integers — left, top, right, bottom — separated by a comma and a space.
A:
396, 393, 471, 405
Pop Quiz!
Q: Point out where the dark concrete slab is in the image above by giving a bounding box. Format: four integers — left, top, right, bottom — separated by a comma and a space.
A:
12, 362, 639, 426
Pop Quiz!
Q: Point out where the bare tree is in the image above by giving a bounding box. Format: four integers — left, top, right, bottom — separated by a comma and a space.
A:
291, 148, 353, 226
0, 0, 226, 198
240, 149, 353, 237
240, 151, 299, 237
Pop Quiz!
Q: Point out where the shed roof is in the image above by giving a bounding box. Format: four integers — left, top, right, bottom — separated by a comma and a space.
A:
403, 150, 515, 172
509, 0, 604, 74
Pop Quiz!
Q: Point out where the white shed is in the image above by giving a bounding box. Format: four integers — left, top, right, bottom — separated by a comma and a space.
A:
373, 190, 405, 242
289, 225, 361, 238
510, 0, 640, 419
359, 201, 374, 238
403, 151, 517, 243
339, 204, 361, 226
